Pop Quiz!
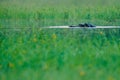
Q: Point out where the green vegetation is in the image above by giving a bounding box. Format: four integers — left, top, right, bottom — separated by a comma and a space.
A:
0, 0, 120, 27
0, 28, 120, 80
0, 0, 120, 80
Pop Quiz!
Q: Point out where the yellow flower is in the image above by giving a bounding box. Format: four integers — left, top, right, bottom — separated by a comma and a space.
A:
18, 39, 22, 43
18, 61, 23, 66
79, 70, 86, 76
41, 40, 45, 44
52, 34, 57, 40
22, 50, 27, 54
100, 31, 103, 35
0, 64, 2, 69
8, 62, 14, 68
33, 37, 37, 42
107, 76, 114, 80
88, 64, 93, 68
43, 64, 49, 71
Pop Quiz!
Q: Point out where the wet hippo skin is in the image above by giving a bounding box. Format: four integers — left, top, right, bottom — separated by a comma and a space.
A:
70, 23, 96, 27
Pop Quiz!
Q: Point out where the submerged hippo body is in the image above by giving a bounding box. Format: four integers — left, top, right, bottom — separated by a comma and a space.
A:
69, 23, 96, 27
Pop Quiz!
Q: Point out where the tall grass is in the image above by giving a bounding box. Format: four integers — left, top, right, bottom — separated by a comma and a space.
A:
0, 28, 120, 80
0, 0, 120, 80
0, 0, 120, 27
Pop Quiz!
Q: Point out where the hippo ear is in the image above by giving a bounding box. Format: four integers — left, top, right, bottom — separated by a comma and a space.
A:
79, 23, 85, 27
88, 23, 91, 27
88, 23, 96, 27
84, 23, 88, 27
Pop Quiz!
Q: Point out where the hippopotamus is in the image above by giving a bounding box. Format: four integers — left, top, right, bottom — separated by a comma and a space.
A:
69, 23, 96, 27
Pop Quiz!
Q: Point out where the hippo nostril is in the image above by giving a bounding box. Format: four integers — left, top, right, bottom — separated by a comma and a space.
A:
84, 23, 89, 27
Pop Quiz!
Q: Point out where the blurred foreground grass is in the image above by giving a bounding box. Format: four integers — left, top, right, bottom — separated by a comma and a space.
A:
0, 28, 120, 80
0, 0, 120, 80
